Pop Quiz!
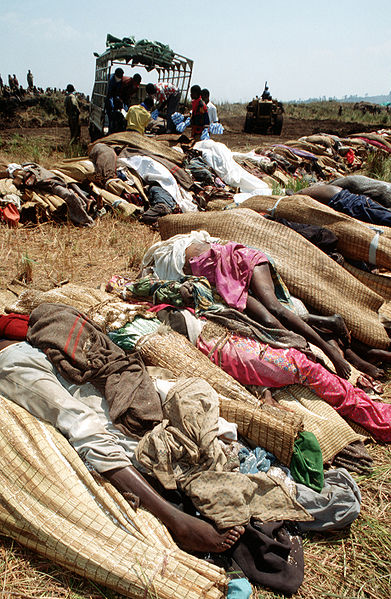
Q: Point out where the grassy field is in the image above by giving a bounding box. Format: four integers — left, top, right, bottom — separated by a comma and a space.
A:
1, 114, 391, 599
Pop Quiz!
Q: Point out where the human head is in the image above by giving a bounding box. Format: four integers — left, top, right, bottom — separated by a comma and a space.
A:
201, 88, 210, 103
133, 74, 141, 85
190, 85, 201, 100
146, 83, 156, 96
142, 96, 154, 111
114, 68, 124, 78
66, 84, 75, 93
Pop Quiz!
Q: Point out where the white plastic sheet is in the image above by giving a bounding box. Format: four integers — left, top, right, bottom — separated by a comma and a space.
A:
194, 140, 272, 195
118, 155, 197, 213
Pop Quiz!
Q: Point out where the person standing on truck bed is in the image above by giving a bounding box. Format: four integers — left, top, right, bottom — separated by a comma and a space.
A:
105, 67, 124, 133
64, 84, 81, 145
146, 81, 180, 134
120, 73, 141, 110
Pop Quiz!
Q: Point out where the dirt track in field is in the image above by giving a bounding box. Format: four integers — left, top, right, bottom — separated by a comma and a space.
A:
0, 115, 380, 156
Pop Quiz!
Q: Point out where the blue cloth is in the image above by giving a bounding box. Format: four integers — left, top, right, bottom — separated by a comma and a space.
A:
238, 446, 276, 474
200, 128, 210, 140
171, 112, 184, 125
210, 122, 224, 134
148, 185, 176, 209
227, 579, 252, 599
329, 189, 391, 227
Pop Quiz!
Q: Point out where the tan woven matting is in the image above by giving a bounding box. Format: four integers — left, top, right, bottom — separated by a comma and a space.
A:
0, 395, 227, 599
158, 209, 389, 349
343, 262, 391, 300
135, 328, 303, 465
53, 157, 95, 182
272, 385, 366, 463
242, 194, 391, 270
90, 131, 184, 166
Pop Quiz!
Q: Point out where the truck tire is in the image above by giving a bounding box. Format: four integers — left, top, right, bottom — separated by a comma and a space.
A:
272, 115, 283, 135
243, 117, 253, 133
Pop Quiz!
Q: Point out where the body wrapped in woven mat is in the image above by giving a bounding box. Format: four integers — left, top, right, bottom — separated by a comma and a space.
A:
158, 209, 391, 349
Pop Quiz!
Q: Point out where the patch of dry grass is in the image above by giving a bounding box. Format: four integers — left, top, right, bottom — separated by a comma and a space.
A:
0, 217, 159, 293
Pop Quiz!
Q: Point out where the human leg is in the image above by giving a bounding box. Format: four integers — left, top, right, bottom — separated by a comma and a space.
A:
0, 342, 133, 473
249, 264, 351, 378
289, 348, 391, 442
106, 466, 244, 553
303, 313, 351, 347
0, 342, 244, 552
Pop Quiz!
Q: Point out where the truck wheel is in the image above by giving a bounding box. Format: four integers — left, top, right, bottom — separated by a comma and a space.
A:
243, 117, 253, 133
272, 115, 283, 135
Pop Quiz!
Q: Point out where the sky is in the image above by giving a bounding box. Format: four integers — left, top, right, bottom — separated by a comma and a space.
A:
1, 0, 391, 103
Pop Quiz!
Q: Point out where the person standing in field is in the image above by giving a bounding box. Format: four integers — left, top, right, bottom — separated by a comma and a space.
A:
64, 84, 81, 145
201, 88, 219, 124
27, 70, 34, 89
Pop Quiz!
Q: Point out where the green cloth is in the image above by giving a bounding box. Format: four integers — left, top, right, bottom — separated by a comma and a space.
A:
124, 275, 223, 314
290, 431, 324, 492
108, 316, 160, 350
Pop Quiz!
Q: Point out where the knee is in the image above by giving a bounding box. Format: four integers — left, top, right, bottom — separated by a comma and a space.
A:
264, 298, 286, 320
260, 311, 280, 329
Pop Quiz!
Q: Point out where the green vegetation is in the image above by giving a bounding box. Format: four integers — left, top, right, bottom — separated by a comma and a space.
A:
363, 151, 391, 182
285, 100, 391, 127
0, 133, 58, 163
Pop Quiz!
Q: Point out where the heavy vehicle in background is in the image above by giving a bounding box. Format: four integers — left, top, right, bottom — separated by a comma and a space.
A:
89, 35, 193, 140
243, 83, 284, 135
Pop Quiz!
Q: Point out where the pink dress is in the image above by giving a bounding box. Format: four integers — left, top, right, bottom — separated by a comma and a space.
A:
197, 334, 391, 443
189, 242, 269, 312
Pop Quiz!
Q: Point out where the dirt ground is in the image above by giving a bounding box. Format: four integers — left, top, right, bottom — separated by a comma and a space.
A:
0, 114, 380, 156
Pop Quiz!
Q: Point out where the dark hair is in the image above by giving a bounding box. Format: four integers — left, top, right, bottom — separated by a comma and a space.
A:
114, 68, 124, 77
133, 74, 141, 84
146, 83, 156, 95
66, 84, 75, 93
143, 96, 154, 110
201, 88, 210, 99
191, 85, 201, 98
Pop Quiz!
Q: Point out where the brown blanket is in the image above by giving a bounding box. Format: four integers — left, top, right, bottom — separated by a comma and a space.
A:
26, 303, 162, 438
89, 130, 184, 166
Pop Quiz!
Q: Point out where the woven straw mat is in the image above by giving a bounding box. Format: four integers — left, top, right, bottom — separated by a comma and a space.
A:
135, 328, 303, 466
0, 394, 227, 599
158, 209, 389, 349
272, 385, 366, 463
242, 194, 391, 271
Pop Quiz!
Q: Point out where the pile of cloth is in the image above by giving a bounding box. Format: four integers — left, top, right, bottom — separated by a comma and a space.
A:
2, 127, 391, 229
2, 262, 385, 596
231, 128, 391, 200
0, 279, 376, 597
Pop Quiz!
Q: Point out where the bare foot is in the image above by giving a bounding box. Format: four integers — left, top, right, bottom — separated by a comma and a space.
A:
262, 389, 294, 412
366, 348, 391, 363
329, 347, 351, 379
345, 349, 385, 379
169, 512, 244, 553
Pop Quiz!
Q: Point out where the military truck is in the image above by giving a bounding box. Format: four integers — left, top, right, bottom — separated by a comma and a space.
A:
243, 84, 284, 135
89, 35, 193, 140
